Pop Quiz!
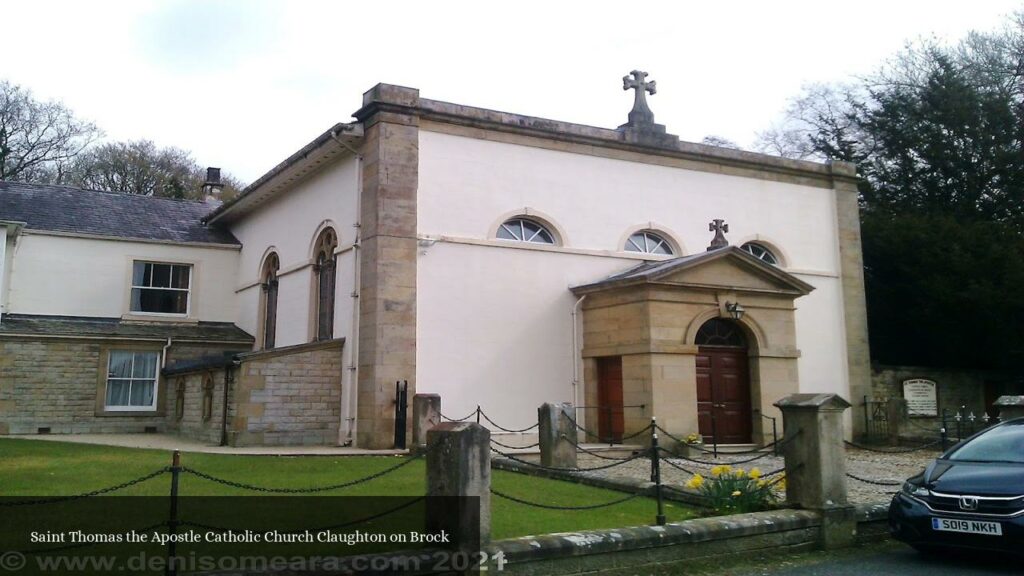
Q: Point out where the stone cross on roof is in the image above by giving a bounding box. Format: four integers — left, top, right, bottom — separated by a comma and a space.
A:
707, 219, 729, 251
623, 70, 657, 125
617, 70, 678, 147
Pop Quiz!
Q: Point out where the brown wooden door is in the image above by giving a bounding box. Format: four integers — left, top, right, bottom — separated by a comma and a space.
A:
597, 356, 624, 443
696, 347, 752, 444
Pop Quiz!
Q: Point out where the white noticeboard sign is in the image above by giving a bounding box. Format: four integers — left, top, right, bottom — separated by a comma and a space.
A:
903, 379, 938, 417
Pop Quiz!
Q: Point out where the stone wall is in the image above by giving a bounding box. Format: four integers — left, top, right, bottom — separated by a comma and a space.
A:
164, 370, 232, 445
0, 338, 241, 435
870, 364, 1016, 437
229, 339, 344, 446
488, 504, 888, 575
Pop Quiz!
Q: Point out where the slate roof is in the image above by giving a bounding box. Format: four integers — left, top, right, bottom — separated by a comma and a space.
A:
0, 181, 239, 245
163, 351, 245, 376
0, 314, 254, 343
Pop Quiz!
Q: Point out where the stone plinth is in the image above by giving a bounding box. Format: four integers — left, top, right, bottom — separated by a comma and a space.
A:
774, 393, 856, 549
994, 396, 1024, 421
538, 402, 577, 469
426, 422, 491, 548
412, 393, 441, 452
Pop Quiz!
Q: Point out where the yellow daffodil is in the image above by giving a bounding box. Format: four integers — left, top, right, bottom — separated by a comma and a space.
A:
710, 465, 732, 477
686, 474, 705, 489
735, 469, 747, 478
731, 490, 742, 497
749, 468, 762, 479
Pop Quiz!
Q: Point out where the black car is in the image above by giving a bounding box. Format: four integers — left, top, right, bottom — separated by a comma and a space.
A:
889, 418, 1024, 555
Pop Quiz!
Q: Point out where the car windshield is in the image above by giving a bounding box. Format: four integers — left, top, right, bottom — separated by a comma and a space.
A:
948, 420, 1024, 464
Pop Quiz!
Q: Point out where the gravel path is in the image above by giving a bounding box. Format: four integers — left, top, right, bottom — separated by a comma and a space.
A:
572, 445, 942, 505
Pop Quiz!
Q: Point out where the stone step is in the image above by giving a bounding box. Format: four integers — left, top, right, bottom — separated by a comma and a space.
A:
692, 443, 767, 454
580, 444, 646, 458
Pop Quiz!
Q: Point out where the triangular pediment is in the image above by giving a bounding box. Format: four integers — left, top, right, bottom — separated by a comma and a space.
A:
572, 246, 814, 296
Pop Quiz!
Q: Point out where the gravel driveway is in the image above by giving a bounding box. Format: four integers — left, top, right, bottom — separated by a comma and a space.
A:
573, 445, 942, 504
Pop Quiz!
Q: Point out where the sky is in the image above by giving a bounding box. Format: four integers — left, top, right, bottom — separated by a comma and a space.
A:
2, 0, 1022, 183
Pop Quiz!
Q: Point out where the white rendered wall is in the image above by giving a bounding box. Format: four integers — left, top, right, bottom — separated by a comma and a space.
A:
0, 227, 9, 322
228, 156, 359, 349
417, 129, 849, 429
7, 234, 239, 322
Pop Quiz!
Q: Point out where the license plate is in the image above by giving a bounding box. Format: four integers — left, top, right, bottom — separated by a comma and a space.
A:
931, 517, 1002, 536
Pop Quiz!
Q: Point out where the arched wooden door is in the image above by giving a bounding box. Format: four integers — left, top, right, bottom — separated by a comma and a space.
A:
695, 318, 752, 444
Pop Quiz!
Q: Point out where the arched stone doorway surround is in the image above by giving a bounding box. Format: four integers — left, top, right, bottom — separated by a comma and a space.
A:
571, 246, 813, 447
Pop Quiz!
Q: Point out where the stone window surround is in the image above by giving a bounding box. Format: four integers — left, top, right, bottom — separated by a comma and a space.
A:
257, 249, 280, 351
174, 378, 185, 421
121, 255, 200, 323
619, 223, 684, 256
94, 343, 166, 417
497, 217, 556, 245
489, 208, 566, 247
311, 226, 339, 342
484, 210, 796, 266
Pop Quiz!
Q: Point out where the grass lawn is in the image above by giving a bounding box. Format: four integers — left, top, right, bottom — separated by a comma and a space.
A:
0, 438, 698, 540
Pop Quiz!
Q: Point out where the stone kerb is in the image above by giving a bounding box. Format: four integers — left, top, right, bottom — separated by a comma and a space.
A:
538, 402, 577, 469
994, 395, 1024, 421
426, 422, 491, 549
411, 393, 441, 453
773, 393, 857, 549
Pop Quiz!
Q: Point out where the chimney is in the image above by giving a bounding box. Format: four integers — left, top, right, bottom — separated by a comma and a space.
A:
203, 167, 224, 204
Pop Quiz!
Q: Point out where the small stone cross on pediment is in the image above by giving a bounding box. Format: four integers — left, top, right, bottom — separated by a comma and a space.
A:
707, 219, 729, 251
623, 70, 657, 125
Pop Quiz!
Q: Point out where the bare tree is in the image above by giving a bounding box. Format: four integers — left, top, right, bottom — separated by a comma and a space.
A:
753, 83, 870, 161
700, 135, 743, 150
67, 139, 244, 200
0, 81, 100, 181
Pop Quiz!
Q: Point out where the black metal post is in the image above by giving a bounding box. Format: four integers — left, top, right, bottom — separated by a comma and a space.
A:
606, 406, 614, 446
651, 427, 666, 526
941, 409, 949, 451
166, 450, 181, 576
863, 395, 870, 442
394, 381, 408, 449
710, 410, 719, 458
649, 417, 658, 483
771, 416, 778, 457
476, 405, 481, 424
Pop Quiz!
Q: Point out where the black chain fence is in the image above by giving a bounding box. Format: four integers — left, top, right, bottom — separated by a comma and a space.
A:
491, 487, 646, 510
845, 472, 902, 487
5, 406, 925, 542
843, 438, 944, 454
490, 437, 541, 450
0, 467, 171, 507
490, 445, 651, 473
181, 453, 422, 494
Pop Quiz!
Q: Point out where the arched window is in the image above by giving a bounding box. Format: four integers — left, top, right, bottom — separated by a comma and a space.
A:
625, 230, 674, 255
696, 318, 747, 347
260, 252, 280, 350
496, 217, 555, 244
313, 228, 338, 341
201, 374, 214, 422
741, 242, 779, 266
174, 379, 185, 422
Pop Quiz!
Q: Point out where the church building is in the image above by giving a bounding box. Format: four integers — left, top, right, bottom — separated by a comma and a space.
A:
0, 72, 870, 448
